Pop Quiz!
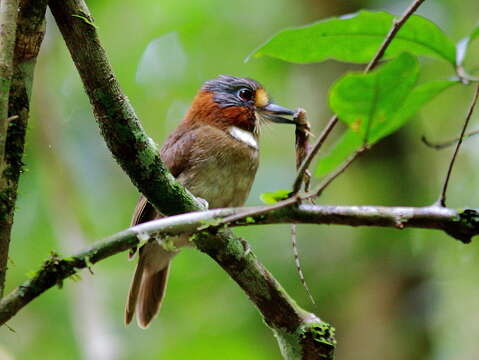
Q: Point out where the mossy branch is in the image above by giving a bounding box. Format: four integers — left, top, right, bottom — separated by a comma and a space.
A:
0, 0, 19, 163
0, 0, 47, 297
0, 0, 19, 299
1, 203, 477, 326
47, 0, 333, 357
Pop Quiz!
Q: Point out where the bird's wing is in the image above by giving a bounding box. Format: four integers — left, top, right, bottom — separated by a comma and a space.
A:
128, 125, 206, 257
130, 125, 221, 238
159, 125, 199, 178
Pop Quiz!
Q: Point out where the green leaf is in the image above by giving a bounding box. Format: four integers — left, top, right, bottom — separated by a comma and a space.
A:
315, 130, 362, 177
260, 189, 291, 204
316, 79, 457, 177
248, 10, 456, 66
456, 24, 479, 66
330, 53, 419, 143
372, 79, 458, 141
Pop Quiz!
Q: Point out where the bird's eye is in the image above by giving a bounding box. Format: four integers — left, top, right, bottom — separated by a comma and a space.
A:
238, 88, 254, 102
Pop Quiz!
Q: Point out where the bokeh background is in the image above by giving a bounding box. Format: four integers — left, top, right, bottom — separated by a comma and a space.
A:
1, 0, 479, 359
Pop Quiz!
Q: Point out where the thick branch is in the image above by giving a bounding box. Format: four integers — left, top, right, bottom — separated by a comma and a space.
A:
1, 203, 477, 325
0, 0, 19, 298
0, 0, 47, 297
47, 0, 333, 358
0, 0, 18, 163
48, 0, 201, 215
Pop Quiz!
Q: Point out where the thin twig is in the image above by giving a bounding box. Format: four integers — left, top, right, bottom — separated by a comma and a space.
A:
308, 147, 368, 199
421, 129, 479, 150
291, 0, 426, 194
291, 110, 315, 305
292, 116, 338, 193
365, 0, 426, 72
438, 83, 479, 207
291, 224, 315, 305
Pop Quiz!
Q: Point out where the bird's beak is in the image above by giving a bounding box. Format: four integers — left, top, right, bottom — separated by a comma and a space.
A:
259, 103, 296, 124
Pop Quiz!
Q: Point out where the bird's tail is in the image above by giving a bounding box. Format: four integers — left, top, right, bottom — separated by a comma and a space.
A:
124, 256, 170, 329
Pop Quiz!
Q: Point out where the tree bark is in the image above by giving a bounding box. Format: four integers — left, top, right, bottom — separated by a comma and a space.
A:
1, 202, 476, 326
0, 0, 47, 297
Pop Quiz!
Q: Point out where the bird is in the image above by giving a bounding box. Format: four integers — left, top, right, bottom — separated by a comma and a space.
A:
125, 75, 297, 328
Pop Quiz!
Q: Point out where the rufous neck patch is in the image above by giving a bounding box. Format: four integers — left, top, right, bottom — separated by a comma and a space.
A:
255, 88, 269, 108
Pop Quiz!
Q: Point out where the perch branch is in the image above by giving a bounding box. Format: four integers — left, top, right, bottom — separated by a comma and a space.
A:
1, 203, 477, 325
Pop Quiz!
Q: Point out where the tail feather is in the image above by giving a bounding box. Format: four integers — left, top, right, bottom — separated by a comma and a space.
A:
137, 265, 170, 329
125, 256, 145, 326
125, 258, 170, 328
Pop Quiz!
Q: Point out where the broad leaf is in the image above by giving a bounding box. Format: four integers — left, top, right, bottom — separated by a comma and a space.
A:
316, 79, 457, 177
315, 130, 362, 177
329, 53, 419, 143
372, 79, 458, 141
249, 10, 456, 66
260, 189, 291, 204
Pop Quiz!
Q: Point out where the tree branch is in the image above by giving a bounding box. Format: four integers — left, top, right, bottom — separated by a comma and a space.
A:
0, 0, 47, 297
0, 0, 19, 299
47, 0, 334, 357
48, 0, 201, 215
1, 203, 477, 325
0, 0, 19, 164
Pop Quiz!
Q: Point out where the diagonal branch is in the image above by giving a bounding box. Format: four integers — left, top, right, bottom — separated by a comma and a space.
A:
292, 0, 427, 194
1, 203, 477, 325
47, 0, 335, 358
48, 0, 201, 216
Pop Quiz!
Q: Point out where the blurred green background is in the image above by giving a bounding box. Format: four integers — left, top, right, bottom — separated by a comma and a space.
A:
2, 0, 479, 359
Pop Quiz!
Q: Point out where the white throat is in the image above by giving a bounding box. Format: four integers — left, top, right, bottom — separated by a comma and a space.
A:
228, 126, 258, 149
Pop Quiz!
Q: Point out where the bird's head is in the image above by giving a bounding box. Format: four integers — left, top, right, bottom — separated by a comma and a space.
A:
184, 75, 296, 135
